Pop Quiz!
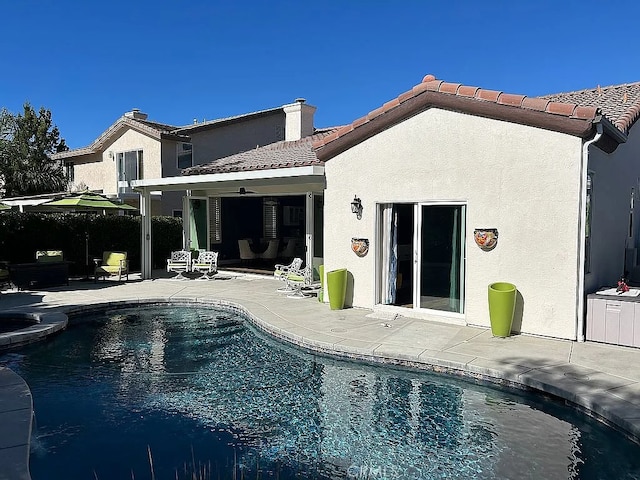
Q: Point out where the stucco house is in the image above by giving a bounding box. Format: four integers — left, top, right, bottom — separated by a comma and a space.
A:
52, 99, 317, 216
315, 75, 640, 341
133, 74, 640, 342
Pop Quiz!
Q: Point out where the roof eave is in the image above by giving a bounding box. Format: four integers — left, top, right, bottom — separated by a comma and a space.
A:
315, 91, 597, 162
593, 115, 628, 154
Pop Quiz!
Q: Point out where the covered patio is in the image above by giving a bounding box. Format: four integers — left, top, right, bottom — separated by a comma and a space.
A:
132, 165, 325, 279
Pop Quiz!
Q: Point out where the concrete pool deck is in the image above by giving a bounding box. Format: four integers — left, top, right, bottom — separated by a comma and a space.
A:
2, 271, 640, 478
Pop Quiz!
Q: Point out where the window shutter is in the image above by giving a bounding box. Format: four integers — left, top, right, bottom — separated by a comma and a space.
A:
263, 198, 279, 239
209, 197, 222, 244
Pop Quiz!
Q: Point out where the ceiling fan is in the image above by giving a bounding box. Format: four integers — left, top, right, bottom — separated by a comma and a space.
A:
220, 187, 257, 195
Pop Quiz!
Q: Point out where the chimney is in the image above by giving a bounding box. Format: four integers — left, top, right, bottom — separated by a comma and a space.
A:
283, 98, 316, 141
124, 108, 148, 120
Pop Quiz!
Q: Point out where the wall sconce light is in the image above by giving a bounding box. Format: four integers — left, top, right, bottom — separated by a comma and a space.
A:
108, 151, 114, 160
351, 195, 363, 220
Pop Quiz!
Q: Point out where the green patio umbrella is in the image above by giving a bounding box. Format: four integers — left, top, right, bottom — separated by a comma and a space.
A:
43, 191, 137, 278
43, 191, 138, 212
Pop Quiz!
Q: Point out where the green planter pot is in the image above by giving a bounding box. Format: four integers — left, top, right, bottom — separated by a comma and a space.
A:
488, 282, 517, 337
327, 268, 347, 310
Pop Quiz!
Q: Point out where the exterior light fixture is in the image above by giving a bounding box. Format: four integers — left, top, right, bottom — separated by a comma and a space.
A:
351, 196, 363, 220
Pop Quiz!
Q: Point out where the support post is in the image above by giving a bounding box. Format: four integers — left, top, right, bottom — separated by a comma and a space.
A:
140, 189, 153, 279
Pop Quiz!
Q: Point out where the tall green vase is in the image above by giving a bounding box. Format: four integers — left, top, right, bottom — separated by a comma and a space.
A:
327, 268, 347, 310
488, 282, 517, 337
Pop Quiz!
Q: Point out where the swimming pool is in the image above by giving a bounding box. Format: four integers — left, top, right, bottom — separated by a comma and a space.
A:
2, 303, 640, 479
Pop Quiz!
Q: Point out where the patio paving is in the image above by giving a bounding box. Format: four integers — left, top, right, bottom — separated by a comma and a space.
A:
2, 270, 640, 478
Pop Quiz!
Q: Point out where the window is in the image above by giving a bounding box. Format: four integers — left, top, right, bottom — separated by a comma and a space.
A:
64, 162, 74, 183
209, 197, 222, 244
117, 150, 143, 194
177, 143, 193, 169
172, 210, 182, 218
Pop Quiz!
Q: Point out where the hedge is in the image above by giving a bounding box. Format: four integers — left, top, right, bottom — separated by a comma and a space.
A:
0, 212, 182, 275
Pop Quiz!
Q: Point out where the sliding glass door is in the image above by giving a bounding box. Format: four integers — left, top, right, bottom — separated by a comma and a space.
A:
378, 203, 465, 314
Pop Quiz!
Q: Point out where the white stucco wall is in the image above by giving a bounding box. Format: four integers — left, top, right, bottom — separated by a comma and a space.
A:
324, 108, 583, 340
73, 129, 162, 196
586, 122, 640, 292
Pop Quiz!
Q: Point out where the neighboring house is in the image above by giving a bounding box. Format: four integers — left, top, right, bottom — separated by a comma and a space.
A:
133, 74, 640, 343
52, 99, 317, 216
133, 126, 335, 266
315, 75, 640, 341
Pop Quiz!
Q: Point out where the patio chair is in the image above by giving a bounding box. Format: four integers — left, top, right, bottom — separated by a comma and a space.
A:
274, 257, 303, 291
282, 264, 321, 299
279, 238, 297, 260
167, 250, 192, 279
238, 239, 258, 264
259, 239, 280, 260
192, 251, 219, 280
94, 251, 129, 282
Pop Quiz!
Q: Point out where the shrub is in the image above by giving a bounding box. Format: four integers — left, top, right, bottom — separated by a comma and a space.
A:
0, 212, 182, 275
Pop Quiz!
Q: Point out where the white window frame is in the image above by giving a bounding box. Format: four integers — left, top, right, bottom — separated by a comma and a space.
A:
117, 150, 143, 194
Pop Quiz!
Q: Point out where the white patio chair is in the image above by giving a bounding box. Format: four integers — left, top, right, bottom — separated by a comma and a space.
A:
167, 250, 191, 279
283, 264, 321, 299
192, 251, 219, 280
274, 257, 303, 292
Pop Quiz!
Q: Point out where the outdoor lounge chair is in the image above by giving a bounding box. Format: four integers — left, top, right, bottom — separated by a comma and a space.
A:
282, 264, 321, 299
166, 250, 192, 279
192, 251, 219, 280
238, 239, 258, 264
259, 239, 280, 260
94, 251, 129, 282
279, 238, 297, 261
274, 257, 303, 292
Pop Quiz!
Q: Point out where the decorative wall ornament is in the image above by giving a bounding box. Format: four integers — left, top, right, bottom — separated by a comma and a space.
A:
351, 238, 370, 257
474, 228, 498, 251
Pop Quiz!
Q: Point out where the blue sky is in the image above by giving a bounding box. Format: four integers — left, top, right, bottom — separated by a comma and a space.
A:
2, 1, 639, 149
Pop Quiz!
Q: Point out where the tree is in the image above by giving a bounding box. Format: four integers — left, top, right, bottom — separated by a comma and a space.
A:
0, 103, 69, 197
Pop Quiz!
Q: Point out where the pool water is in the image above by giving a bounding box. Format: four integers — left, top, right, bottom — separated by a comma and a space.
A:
2, 304, 640, 479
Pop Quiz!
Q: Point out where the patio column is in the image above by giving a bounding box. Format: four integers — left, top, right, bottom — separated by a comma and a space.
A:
305, 191, 313, 268
140, 189, 152, 279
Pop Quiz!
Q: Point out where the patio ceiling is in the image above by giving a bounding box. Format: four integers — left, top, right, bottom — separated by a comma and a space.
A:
131, 165, 325, 196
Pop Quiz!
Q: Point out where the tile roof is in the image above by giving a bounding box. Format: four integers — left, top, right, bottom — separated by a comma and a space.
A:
52, 116, 189, 160
174, 106, 283, 134
182, 128, 339, 176
313, 74, 639, 161
538, 81, 640, 134
53, 107, 284, 160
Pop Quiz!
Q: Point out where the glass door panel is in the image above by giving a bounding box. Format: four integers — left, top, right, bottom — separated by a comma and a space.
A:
418, 205, 464, 313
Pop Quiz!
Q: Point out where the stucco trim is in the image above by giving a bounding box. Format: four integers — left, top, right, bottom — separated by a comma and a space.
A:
53, 118, 189, 160
315, 91, 597, 162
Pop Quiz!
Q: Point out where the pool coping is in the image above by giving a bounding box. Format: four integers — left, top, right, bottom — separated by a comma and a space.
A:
3, 293, 640, 479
